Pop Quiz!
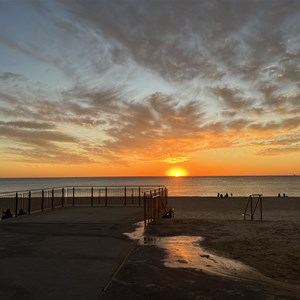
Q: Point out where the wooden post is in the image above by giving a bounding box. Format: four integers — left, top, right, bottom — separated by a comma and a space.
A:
28, 191, 31, 215
15, 192, 18, 218
139, 187, 141, 207
105, 187, 108, 207
158, 194, 160, 219
260, 195, 263, 221
143, 193, 147, 227
165, 187, 168, 208
250, 196, 253, 220
124, 187, 127, 207
41, 190, 44, 212
72, 187, 75, 206
51, 189, 54, 209
62, 188, 64, 207
91, 187, 94, 207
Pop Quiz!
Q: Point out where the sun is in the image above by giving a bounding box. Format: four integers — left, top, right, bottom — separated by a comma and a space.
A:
167, 167, 188, 177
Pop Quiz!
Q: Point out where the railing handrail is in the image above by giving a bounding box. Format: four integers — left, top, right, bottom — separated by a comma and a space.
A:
0, 186, 167, 221
0, 185, 165, 196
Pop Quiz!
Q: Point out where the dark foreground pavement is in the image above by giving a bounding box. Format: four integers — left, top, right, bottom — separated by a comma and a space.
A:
0, 207, 143, 300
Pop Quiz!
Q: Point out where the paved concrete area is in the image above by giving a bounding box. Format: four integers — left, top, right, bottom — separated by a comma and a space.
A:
0, 207, 143, 300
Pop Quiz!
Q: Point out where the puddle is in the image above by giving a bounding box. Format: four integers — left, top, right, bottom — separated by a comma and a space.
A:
124, 222, 300, 296
125, 223, 260, 280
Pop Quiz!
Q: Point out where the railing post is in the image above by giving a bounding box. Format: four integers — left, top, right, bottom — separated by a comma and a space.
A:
62, 188, 64, 207
28, 191, 31, 215
91, 187, 94, 207
144, 192, 147, 227
105, 187, 108, 207
158, 194, 160, 219
72, 187, 75, 206
131, 188, 134, 204
165, 187, 168, 208
150, 191, 153, 222
51, 189, 54, 209
139, 187, 141, 207
15, 192, 18, 218
65, 188, 68, 206
124, 187, 127, 207
250, 196, 253, 220
260, 195, 263, 221
41, 190, 44, 212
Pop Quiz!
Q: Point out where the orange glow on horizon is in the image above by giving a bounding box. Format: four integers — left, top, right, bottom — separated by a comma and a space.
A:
0, 147, 299, 177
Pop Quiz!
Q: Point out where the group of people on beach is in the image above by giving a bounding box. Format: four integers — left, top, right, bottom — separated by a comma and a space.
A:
217, 192, 232, 198
278, 193, 288, 197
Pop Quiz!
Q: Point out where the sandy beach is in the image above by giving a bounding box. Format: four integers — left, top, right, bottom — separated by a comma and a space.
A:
142, 196, 300, 299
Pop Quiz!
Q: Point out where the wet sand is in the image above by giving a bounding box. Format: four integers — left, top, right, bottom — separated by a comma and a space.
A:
143, 196, 300, 299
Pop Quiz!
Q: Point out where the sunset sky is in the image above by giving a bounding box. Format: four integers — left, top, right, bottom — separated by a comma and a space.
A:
0, 0, 300, 177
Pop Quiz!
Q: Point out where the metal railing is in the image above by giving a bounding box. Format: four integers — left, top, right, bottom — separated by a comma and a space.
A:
143, 187, 169, 227
243, 194, 263, 221
0, 185, 165, 220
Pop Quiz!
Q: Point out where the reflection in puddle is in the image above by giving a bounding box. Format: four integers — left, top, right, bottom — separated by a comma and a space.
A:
124, 222, 299, 295
147, 235, 261, 281
125, 222, 258, 280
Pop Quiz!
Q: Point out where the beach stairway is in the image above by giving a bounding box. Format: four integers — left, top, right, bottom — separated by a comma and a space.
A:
243, 194, 263, 221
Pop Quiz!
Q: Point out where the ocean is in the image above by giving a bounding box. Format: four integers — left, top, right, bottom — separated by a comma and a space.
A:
0, 176, 299, 197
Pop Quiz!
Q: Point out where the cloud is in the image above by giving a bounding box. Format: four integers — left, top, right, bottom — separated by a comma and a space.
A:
3, 145, 91, 164
0, 120, 55, 129
0, 125, 78, 146
57, 0, 300, 86
254, 146, 300, 156
211, 86, 255, 110
0, 72, 24, 81
1, 70, 299, 165
1, 1, 300, 168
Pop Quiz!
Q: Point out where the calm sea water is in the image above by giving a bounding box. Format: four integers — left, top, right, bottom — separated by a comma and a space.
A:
0, 176, 299, 197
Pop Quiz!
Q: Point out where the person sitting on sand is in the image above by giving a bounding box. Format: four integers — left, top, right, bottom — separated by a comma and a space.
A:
2, 209, 13, 219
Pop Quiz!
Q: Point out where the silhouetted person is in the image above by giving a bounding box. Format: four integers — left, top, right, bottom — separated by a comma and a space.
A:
220, 193, 223, 198
18, 209, 26, 216
225, 193, 228, 198
217, 193, 220, 197
2, 209, 12, 219
278, 193, 281, 197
